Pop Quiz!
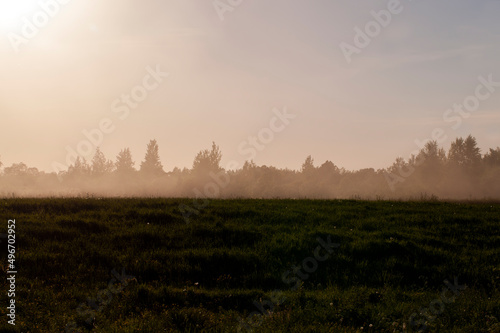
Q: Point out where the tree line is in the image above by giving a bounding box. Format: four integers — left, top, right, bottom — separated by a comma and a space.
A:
0, 136, 499, 199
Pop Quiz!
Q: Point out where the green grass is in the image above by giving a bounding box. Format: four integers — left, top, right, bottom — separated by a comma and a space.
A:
0, 198, 499, 332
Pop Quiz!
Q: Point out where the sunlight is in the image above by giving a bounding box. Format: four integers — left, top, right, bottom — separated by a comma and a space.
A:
0, 0, 39, 30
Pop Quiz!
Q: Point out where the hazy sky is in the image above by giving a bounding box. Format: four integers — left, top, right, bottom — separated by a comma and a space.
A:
1, 0, 499, 173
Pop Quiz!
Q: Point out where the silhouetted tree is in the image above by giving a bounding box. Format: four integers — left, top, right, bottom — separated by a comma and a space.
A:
115, 148, 136, 174
140, 139, 164, 176
242, 160, 257, 171
388, 156, 414, 176
3, 163, 38, 177
233, 160, 258, 196
484, 147, 500, 166
68, 157, 91, 177
448, 137, 466, 166
448, 135, 481, 169
419, 141, 446, 164
192, 142, 222, 175
3, 163, 28, 176
170, 167, 182, 176
318, 160, 339, 174
27, 167, 39, 176
463, 135, 481, 167
0, 134, 499, 200
301, 155, 315, 174
411, 140, 446, 187
315, 160, 341, 197
91, 147, 114, 176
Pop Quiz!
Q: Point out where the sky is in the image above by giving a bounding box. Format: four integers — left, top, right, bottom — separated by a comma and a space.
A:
0, 0, 499, 173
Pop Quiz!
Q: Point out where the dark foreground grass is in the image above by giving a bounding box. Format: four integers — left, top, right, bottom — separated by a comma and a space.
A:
0, 198, 499, 332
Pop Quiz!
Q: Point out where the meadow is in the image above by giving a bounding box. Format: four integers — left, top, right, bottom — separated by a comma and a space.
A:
0, 198, 499, 332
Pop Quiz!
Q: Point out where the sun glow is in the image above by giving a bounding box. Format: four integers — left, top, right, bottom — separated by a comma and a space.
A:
0, 0, 39, 30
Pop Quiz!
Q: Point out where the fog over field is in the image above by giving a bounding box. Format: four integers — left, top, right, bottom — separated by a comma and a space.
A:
1, 137, 499, 200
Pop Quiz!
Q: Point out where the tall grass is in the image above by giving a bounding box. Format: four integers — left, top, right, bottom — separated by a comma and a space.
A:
0, 198, 498, 332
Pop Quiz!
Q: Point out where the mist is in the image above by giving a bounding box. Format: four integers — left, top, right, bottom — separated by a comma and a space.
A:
1, 1, 500, 200
1, 136, 499, 200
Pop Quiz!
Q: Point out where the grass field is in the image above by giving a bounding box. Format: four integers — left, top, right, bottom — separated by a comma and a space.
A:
1, 198, 499, 332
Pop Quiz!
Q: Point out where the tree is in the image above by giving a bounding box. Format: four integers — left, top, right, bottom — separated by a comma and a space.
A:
419, 141, 446, 164
484, 147, 500, 166
317, 160, 341, 195
387, 156, 411, 176
3, 163, 29, 176
242, 160, 257, 172
115, 148, 136, 174
192, 142, 222, 175
318, 161, 339, 174
140, 139, 164, 175
301, 155, 315, 174
448, 137, 466, 166
447, 135, 481, 169
415, 140, 446, 171
413, 141, 446, 187
26, 167, 39, 176
463, 135, 481, 167
91, 147, 114, 176
68, 157, 91, 177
